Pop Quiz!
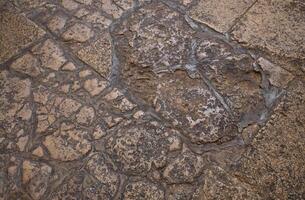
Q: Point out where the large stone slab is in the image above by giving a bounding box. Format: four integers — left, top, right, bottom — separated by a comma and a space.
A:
233, 78, 305, 199
0, 10, 45, 64
232, 0, 305, 59
189, 0, 255, 33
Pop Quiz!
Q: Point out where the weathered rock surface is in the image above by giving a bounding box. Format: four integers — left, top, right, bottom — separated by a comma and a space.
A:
232, 0, 305, 59
0, 9, 45, 64
1, 0, 304, 199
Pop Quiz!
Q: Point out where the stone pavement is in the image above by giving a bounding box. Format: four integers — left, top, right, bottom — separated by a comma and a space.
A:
0, 0, 304, 199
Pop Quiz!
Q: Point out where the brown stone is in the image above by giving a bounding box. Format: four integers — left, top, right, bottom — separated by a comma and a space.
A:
43, 123, 91, 161
233, 79, 305, 199
232, 0, 305, 59
22, 160, 52, 200
32, 39, 67, 71
85, 154, 119, 199
62, 23, 94, 42
0, 10, 45, 64
257, 57, 294, 88
76, 32, 112, 78
163, 146, 206, 183
123, 180, 165, 200
199, 166, 260, 199
189, 0, 255, 33
84, 78, 107, 96
10, 53, 41, 77
76, 106, 95, 125
106, 121, 173, 175
59, 98, 81, 117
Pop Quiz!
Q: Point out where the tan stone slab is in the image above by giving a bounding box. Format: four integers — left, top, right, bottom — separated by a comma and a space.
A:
0, 10, 45, 64
234, 78, 305, 199
189, 0, 255, 33
76, 32, 112, 78
232, 0, 305, 59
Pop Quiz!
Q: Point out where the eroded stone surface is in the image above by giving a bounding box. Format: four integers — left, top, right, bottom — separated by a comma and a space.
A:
43, 123, 91, 161
154, 70, 236, 144
62, 23, 94, 42
232, 79, 305, 199
0, 10, 45, 64
22, 160, 52, 200
123, 180, 165, 200
106, 120, 176, 175
1, 0, 304, 198
85, 154, 119, 199
76, 32, 112, 78
10, 53, 41, 77
200, 166, 260, 199
232, 0, 305, 59
163, 146, 206, 183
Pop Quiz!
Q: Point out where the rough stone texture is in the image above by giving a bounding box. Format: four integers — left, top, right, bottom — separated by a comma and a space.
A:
0, 10, 45, 64
10, 53, 41, 77
62, 23, 94, 42
232, 0, 305, 59
106, 120, 175, 175
154, 70, 236, 144
22, 160, 52, 200
189, 0, 255, 33
43, 123, 91, 161
163, 146, 206, 183
84, 154, 119, 199
200, 166, 260, 199
123, 180, 165, 200
232, 79, 305, 199
76, 32, 112, 78
1, 0, 305, 199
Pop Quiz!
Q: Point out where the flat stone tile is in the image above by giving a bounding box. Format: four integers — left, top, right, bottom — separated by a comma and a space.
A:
0, 10, 45, 64
189, 0, 255, 33
232, 0, 305, 59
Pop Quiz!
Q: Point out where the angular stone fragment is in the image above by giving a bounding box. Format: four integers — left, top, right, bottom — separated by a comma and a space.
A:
76, 106, 95, 125
22, 160, 52, 200
59, 98, 81, 117
0, 10, 45, 64
100, 0, 124, 18
10, 53, 41, 77
62, 23, 94, 42
82, 12, 112, 30
257, 57, 294, 88
200, 166, 260, 200
103, 88, 136, 112
106, 121, 174, 175
0, 70, 32, 144
189, 0, 255, 33
84, 78, 107, 96
232, 0, 305, 59
43, 123, 91, 161
163, 146, 206, 183
47, 14, 68, 33
85, 154, 119, 199
77, 32, 112, 78
32, 39, 67, 71
123, 180, 165, 200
